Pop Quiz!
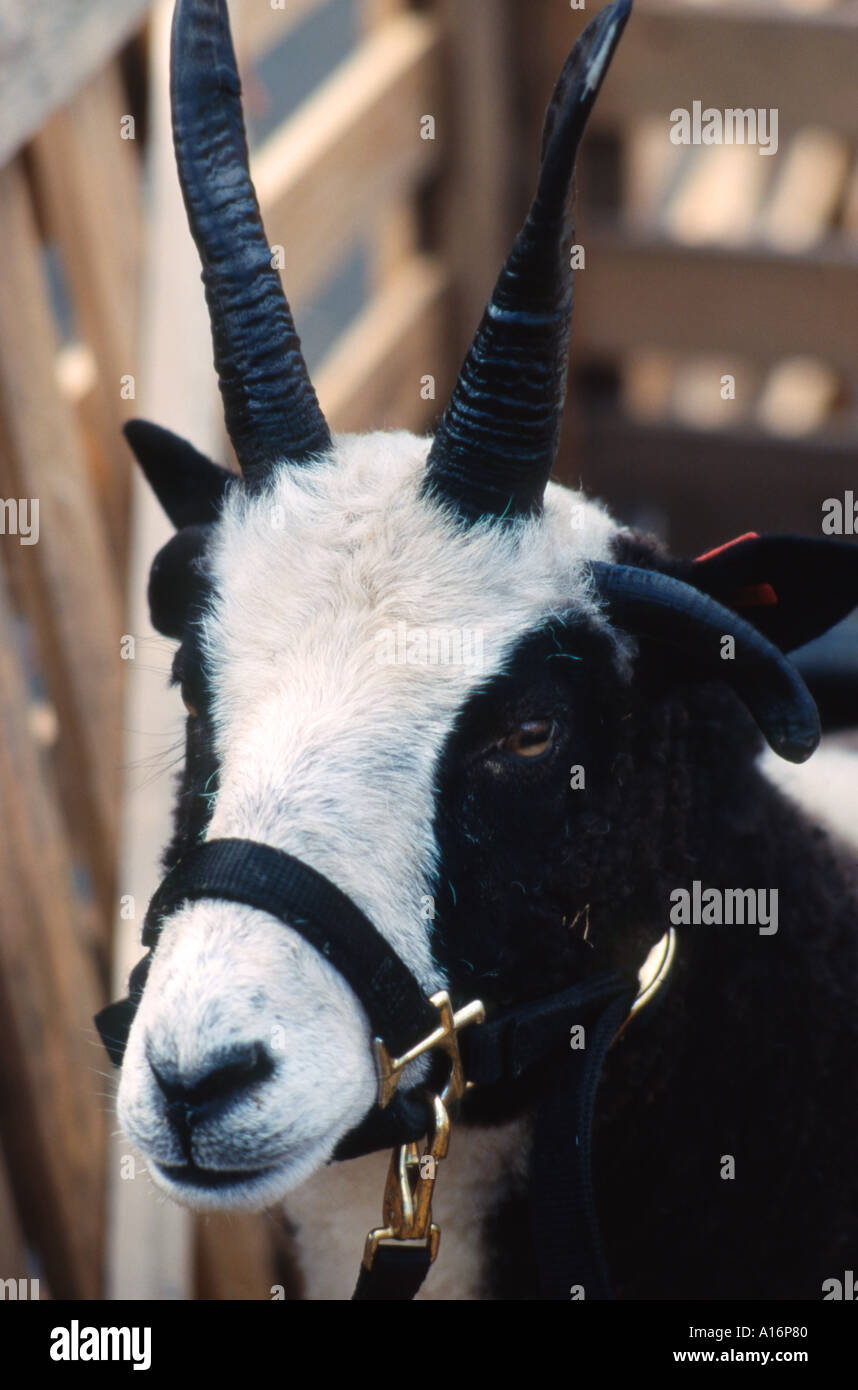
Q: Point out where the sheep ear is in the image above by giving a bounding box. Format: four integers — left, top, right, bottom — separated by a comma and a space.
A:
687, 534, 858, 654
125, 419, 236, 529
147, 524, 211, 638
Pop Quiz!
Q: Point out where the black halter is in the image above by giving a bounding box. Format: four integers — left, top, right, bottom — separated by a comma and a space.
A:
96, 836, 665, 1299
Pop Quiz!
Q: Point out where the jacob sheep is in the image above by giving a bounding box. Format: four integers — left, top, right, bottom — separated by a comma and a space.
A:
97, 0, 858, 1300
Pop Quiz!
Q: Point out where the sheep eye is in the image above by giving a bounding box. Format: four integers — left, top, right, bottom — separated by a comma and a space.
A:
498, 719, 556, 760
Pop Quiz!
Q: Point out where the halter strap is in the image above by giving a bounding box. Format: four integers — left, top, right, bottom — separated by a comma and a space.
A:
142, 838, 440, 1056
94, 836, 672, 1302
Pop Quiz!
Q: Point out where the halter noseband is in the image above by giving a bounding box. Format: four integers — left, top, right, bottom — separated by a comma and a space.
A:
95, 836, 674, 1299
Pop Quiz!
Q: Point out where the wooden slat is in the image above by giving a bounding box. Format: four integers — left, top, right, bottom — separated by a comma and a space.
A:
104, 0, 206, 1303
31, 60, 143, 561
573, 227, 858, 377
435, 0, 516, 353
0, 159, 123, 916
0, 565, 105, 1299
563, 412, 858, 554
253, 11, 441, 312
0, 1141, 30, 1285
237, 0, 328, 61
315, 254, 450, 432
548, 0, 858, 138
196, 1215, 280, 1300
661, 144, 769, 245
0, 0, 151, 165
360, 0, 418, 291
760, 127, 852, 253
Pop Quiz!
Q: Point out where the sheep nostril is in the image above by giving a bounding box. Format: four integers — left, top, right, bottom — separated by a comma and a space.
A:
148, 1040, 274, 1130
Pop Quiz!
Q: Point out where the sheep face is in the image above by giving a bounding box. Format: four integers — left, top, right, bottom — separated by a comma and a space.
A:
116, 433, 627, 1209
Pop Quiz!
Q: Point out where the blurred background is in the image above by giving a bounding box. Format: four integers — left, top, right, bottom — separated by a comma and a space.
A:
0, 0, 855, 1299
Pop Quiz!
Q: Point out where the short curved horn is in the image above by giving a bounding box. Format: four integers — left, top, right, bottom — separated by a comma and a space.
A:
590, 562, 821, 764
423, 0, 631, 524
171, 0, 331, 482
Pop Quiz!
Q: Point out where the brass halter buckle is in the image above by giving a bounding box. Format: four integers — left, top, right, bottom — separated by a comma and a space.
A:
362, 1093, 450, 1270
364, 991, 485, 1273
373, 990, 486, 1109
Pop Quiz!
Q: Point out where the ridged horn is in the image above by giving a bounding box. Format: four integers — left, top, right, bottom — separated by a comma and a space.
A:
423, 0, 631, 524
171, 0, 331, 482
590, 562, 821, 764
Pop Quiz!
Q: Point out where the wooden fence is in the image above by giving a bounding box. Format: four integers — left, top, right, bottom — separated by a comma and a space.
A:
0, 0, 855, 1301
0, 0, 516, 1300
527, 0, 858, 554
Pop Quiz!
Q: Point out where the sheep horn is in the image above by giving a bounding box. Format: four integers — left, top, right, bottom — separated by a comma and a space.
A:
589, 562, 822, 764
423, 0, 631, 524
171, 0, 331, 483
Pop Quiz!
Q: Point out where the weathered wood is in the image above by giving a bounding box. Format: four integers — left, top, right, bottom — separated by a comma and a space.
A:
253, 12, 442, 312
236, 0, 328, 60
0, 1141, 29, 1284
435, 0, 516, 356
195, 1214, 281, 1300
315, 254, 450, 432
0, 564, 106, 1299
574, 226, 858, 378
662, 144, 768, 245
360, 0, 418, 293
562, 412, 857, 555
760, 127, 851, 252
31, 60, 143, 564
104, 0, 206, 1303
0, 0, 151, 166
0, 159, 123, 918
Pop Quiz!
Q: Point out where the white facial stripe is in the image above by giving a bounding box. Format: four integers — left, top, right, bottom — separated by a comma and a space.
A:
118, 429, 621, 1198
201, 432, 617, 978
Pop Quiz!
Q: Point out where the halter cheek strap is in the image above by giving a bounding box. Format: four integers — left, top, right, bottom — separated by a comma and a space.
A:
94, 837, 671, 1301
95, 838, 448, 1156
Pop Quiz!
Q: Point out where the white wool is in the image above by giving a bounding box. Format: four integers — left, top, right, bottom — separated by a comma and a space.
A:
117, 430, 620, 1209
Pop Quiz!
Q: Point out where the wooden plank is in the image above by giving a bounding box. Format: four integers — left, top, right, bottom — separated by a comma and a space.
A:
0, 0, 151, 166
236, 0, 328, 61
435, 0, 516, 355
563, 412, 858, 554
195, 1215, 279, 1300
253, 11, 441, 312
360, 0, 418, 292
0, 1141, 30, 1286
0, 565, 106, 1299
315, 254, 450, 432
661, 144, 768, 245
547, 0, 858, 138
0, 159, 123, 916
573, 227, 858, 377
31, 60, 143, 563
104, 0, 208, 1303
760, 127, 851, 252
757, 357, 841, 435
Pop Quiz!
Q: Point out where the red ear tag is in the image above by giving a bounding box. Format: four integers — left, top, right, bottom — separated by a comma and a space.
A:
693, 532, 779, 608
694, 531, 760, 564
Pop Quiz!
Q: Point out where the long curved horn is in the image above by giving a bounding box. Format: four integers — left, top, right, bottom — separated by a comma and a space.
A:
423, 0, 631, 524
171, 0, 331, 482
590, 562, 821, 763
